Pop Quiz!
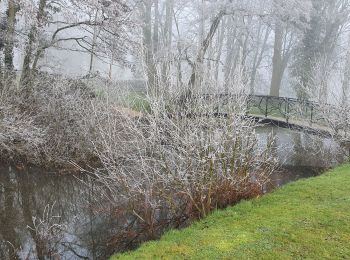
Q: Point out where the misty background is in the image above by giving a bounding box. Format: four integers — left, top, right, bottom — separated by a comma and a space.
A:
0, 0, 349, 101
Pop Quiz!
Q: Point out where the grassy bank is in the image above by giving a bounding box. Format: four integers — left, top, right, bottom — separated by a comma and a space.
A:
113, 164, 350, 259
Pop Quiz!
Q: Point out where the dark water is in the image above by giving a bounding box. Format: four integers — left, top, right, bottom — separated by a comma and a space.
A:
0, 127, 343, 259
0, 167, 115, 259
256, 126, 342, 189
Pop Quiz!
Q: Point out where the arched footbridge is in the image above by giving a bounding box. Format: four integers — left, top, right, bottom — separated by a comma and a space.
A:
203, 94, 333, 137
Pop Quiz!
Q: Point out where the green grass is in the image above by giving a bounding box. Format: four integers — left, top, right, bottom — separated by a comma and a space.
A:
124, 92, 151, 113
112, 165, 350, 259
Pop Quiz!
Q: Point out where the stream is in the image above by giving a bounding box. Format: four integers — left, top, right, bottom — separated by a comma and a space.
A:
0, 127, 343, 259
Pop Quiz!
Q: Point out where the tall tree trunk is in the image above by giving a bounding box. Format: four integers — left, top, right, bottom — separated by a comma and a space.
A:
188, 11, 224, 89
20, 0, 47, 92
270, 21, 284, 97
143, 0, 157, 95
89, 9, 99, 75
4, 0, 18, 73
31, 47, 43, 73
161, 0, 174, 90
165, 0, 173, 48
199, 0, 205, 45
151, 0, 160, 94
240, 16, 253, 86
153, 0, 159, 54
177, 10, 224, 105
109, 52, 114, 80
214, 18, 226, 83
20, 28, 35, 88
294, 0, 343, 100
173, 13, 183, 87
342, 34, 350, 105
250, 26, 270, 94
0, 59, 3, 92
224, 19, 236, 92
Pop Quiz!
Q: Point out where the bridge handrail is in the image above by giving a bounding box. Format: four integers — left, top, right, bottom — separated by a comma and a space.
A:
200, 93, 337, 126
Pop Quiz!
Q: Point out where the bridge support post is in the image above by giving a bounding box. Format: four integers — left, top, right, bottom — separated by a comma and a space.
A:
285, 101, 289, 124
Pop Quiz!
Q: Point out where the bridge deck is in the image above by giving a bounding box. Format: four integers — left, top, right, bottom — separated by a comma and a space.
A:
206, 93, 334, 137
249, 114, 332, 137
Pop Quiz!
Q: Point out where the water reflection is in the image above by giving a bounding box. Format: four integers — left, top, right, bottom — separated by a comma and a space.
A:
256, 126, 344, 190
0, 127, 345, 259
0, 166, 115, 259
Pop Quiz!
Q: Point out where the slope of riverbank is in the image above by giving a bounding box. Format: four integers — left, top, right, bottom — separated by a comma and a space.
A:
113, 164, 350, 259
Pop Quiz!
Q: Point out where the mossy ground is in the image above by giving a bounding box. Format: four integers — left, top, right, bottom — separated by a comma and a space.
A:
112, 164, 350, 259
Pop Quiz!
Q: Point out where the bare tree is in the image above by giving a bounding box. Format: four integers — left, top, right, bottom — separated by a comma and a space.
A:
270, 0, 312, 97
342, 33, 350, 105
250, 21, 270, 94
20, 0, 47, 91
4, 0, 18, 73
293, 0, 350, 100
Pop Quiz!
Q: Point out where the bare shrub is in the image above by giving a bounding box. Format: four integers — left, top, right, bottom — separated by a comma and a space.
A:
0, 70, 278, 251
320, 100, 350, 158
88, 78, 278, 250
0, 80, 46, 163
0, 74, 99, 166
30, 76, 95, 164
